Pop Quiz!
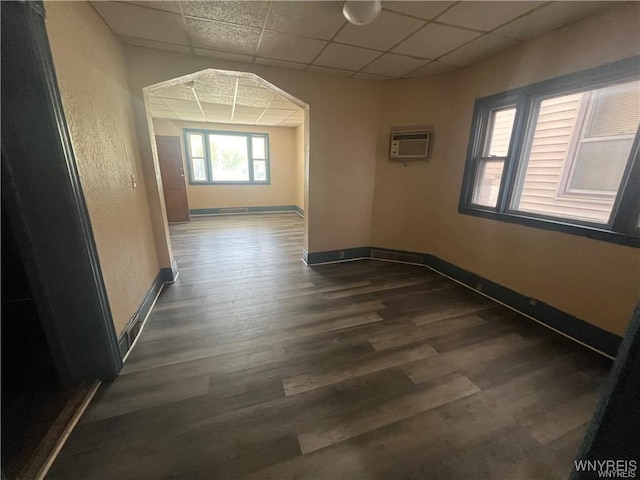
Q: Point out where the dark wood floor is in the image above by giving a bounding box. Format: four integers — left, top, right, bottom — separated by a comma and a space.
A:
48, 213, 611, 479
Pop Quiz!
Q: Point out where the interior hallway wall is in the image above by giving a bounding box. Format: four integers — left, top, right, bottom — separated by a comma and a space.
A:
124, 47, 381, 253
45, 1, 160, 335
370, 2, 640, 336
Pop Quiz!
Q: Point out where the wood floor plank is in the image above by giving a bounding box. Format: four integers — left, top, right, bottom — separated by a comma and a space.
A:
47, 213, 610, 480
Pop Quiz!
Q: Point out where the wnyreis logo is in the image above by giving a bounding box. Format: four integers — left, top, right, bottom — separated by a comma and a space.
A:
575, 460, 637, 478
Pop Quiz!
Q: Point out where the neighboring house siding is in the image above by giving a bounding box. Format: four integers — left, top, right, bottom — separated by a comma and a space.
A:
516, 93, 613, 223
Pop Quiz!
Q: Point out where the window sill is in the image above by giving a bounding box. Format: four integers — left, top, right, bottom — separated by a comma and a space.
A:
458, 206, 640, 248
189, 181, 271, 186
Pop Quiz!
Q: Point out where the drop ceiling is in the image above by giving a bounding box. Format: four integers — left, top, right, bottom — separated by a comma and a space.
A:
147, 70, 305, 126
92, 1, 612, 80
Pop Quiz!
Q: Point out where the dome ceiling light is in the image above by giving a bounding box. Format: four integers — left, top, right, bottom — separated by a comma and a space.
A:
342, 1, 382, 26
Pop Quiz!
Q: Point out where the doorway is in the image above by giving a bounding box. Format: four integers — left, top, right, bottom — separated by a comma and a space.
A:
143, 69, 308, 235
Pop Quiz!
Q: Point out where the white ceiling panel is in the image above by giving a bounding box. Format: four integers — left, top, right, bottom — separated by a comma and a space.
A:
193, 48, 254, 63
334, 11, 425, 51
383, 2, 455, 20
267, 1, 346, 40
236, 85, 275, 100
196, 94, 235, 105
257, 31, 326, 64
314, 43, 380, 71
494, 2, 611, 41
234, 97, 272, 108
186, 17, 261, 54
353, 72, 395, 81
363, 53, 428, 77
393, 23, 481, 59
437, 1, 543, 32
162, 98, 197, 108
182, 1, 269, 27
235, 105, 265, 115
92, 2, 188, 44
255, 57, 309, 71
405, 61, 459, 77
307, 65, 355, 77
440, 33, 520, 66
120, 36, 191, 54
126, 1, 181, 14
201, 103, 232, 114
100, 1, 615, 81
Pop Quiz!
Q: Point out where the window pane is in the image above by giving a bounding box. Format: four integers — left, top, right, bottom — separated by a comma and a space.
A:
252, 136, 266, 159
189, 133, 204, 158
569, 138, 632, 192
512, 81, 640, 224
472, 160, 504, 207
485, 108, 516, 157
191, 157, 207, 181
253, 160, 267, 181
209, 134, 249, 181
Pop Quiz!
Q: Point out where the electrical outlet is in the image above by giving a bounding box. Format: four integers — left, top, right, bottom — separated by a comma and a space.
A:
131, 174, 137, 188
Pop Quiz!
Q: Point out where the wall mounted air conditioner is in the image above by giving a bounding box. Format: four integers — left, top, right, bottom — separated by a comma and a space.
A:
389, 126, 432, 161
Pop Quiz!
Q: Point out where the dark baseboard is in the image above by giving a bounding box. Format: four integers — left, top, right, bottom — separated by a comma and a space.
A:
294, 205, 304, 217
306, 246, 623, 357
190, 205, 298, 216
117, 270, 169, 359
306, 247, 371, 265
160, 259, 179, 283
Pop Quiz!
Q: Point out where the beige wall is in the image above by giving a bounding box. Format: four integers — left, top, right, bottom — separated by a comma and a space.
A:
153, 119, 298, 209
295, 124, 305, 211
371, 3, 640, 336
124, 48, 381, 253
45, 1, 160, 335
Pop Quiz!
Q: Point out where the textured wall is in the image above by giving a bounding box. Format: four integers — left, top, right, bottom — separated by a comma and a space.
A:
370, 3, 640, 336
294, 124, 305, 211
152, 119, 298, 209
45, 1, 160, 335
123, 48, 381, 253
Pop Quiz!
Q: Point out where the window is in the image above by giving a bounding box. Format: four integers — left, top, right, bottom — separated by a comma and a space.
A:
184, 129, 270, 184
459, 58, 640, 247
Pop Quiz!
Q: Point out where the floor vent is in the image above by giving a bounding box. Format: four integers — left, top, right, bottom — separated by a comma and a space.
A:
220, 207, 249, 214
371, 249, 423, 265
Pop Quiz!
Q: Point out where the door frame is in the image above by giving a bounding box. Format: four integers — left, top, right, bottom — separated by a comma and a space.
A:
1, 1, 122, 383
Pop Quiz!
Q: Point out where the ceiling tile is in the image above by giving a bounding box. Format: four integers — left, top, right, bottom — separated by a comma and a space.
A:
439, 33, 519, 66
235, 97, 272, 108
235, 105, 265, 115
314, 43, 380, 71
437, 1, 543, 32
126, 1, 181, 13
193, 48, 254, 63
92, 2, 188, 44
353, 72, 395, 81
186, 17, 261, 54
120, 36, 191, 54
362, 53, 428, 77
147, 96, 166, 105
257, 31, 326, 63
236, 85, 275, 100
178, 113, 205, 121
196, 93, 235, 105
405, 61, 459, 77
383, 1, 454, 20
494, 2, 611, 41
392, 23, 481, 59
153, 86, 193, 100
162, 98, 197, 108
270, 100, 302, 110
334, 11, 425, 51
307, 65, 355, 77
255, 57, 309, 71
182, 1, 269, 27
267, 1, 346, 40
201, 103, 233, 115
265, 108, 298, 117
